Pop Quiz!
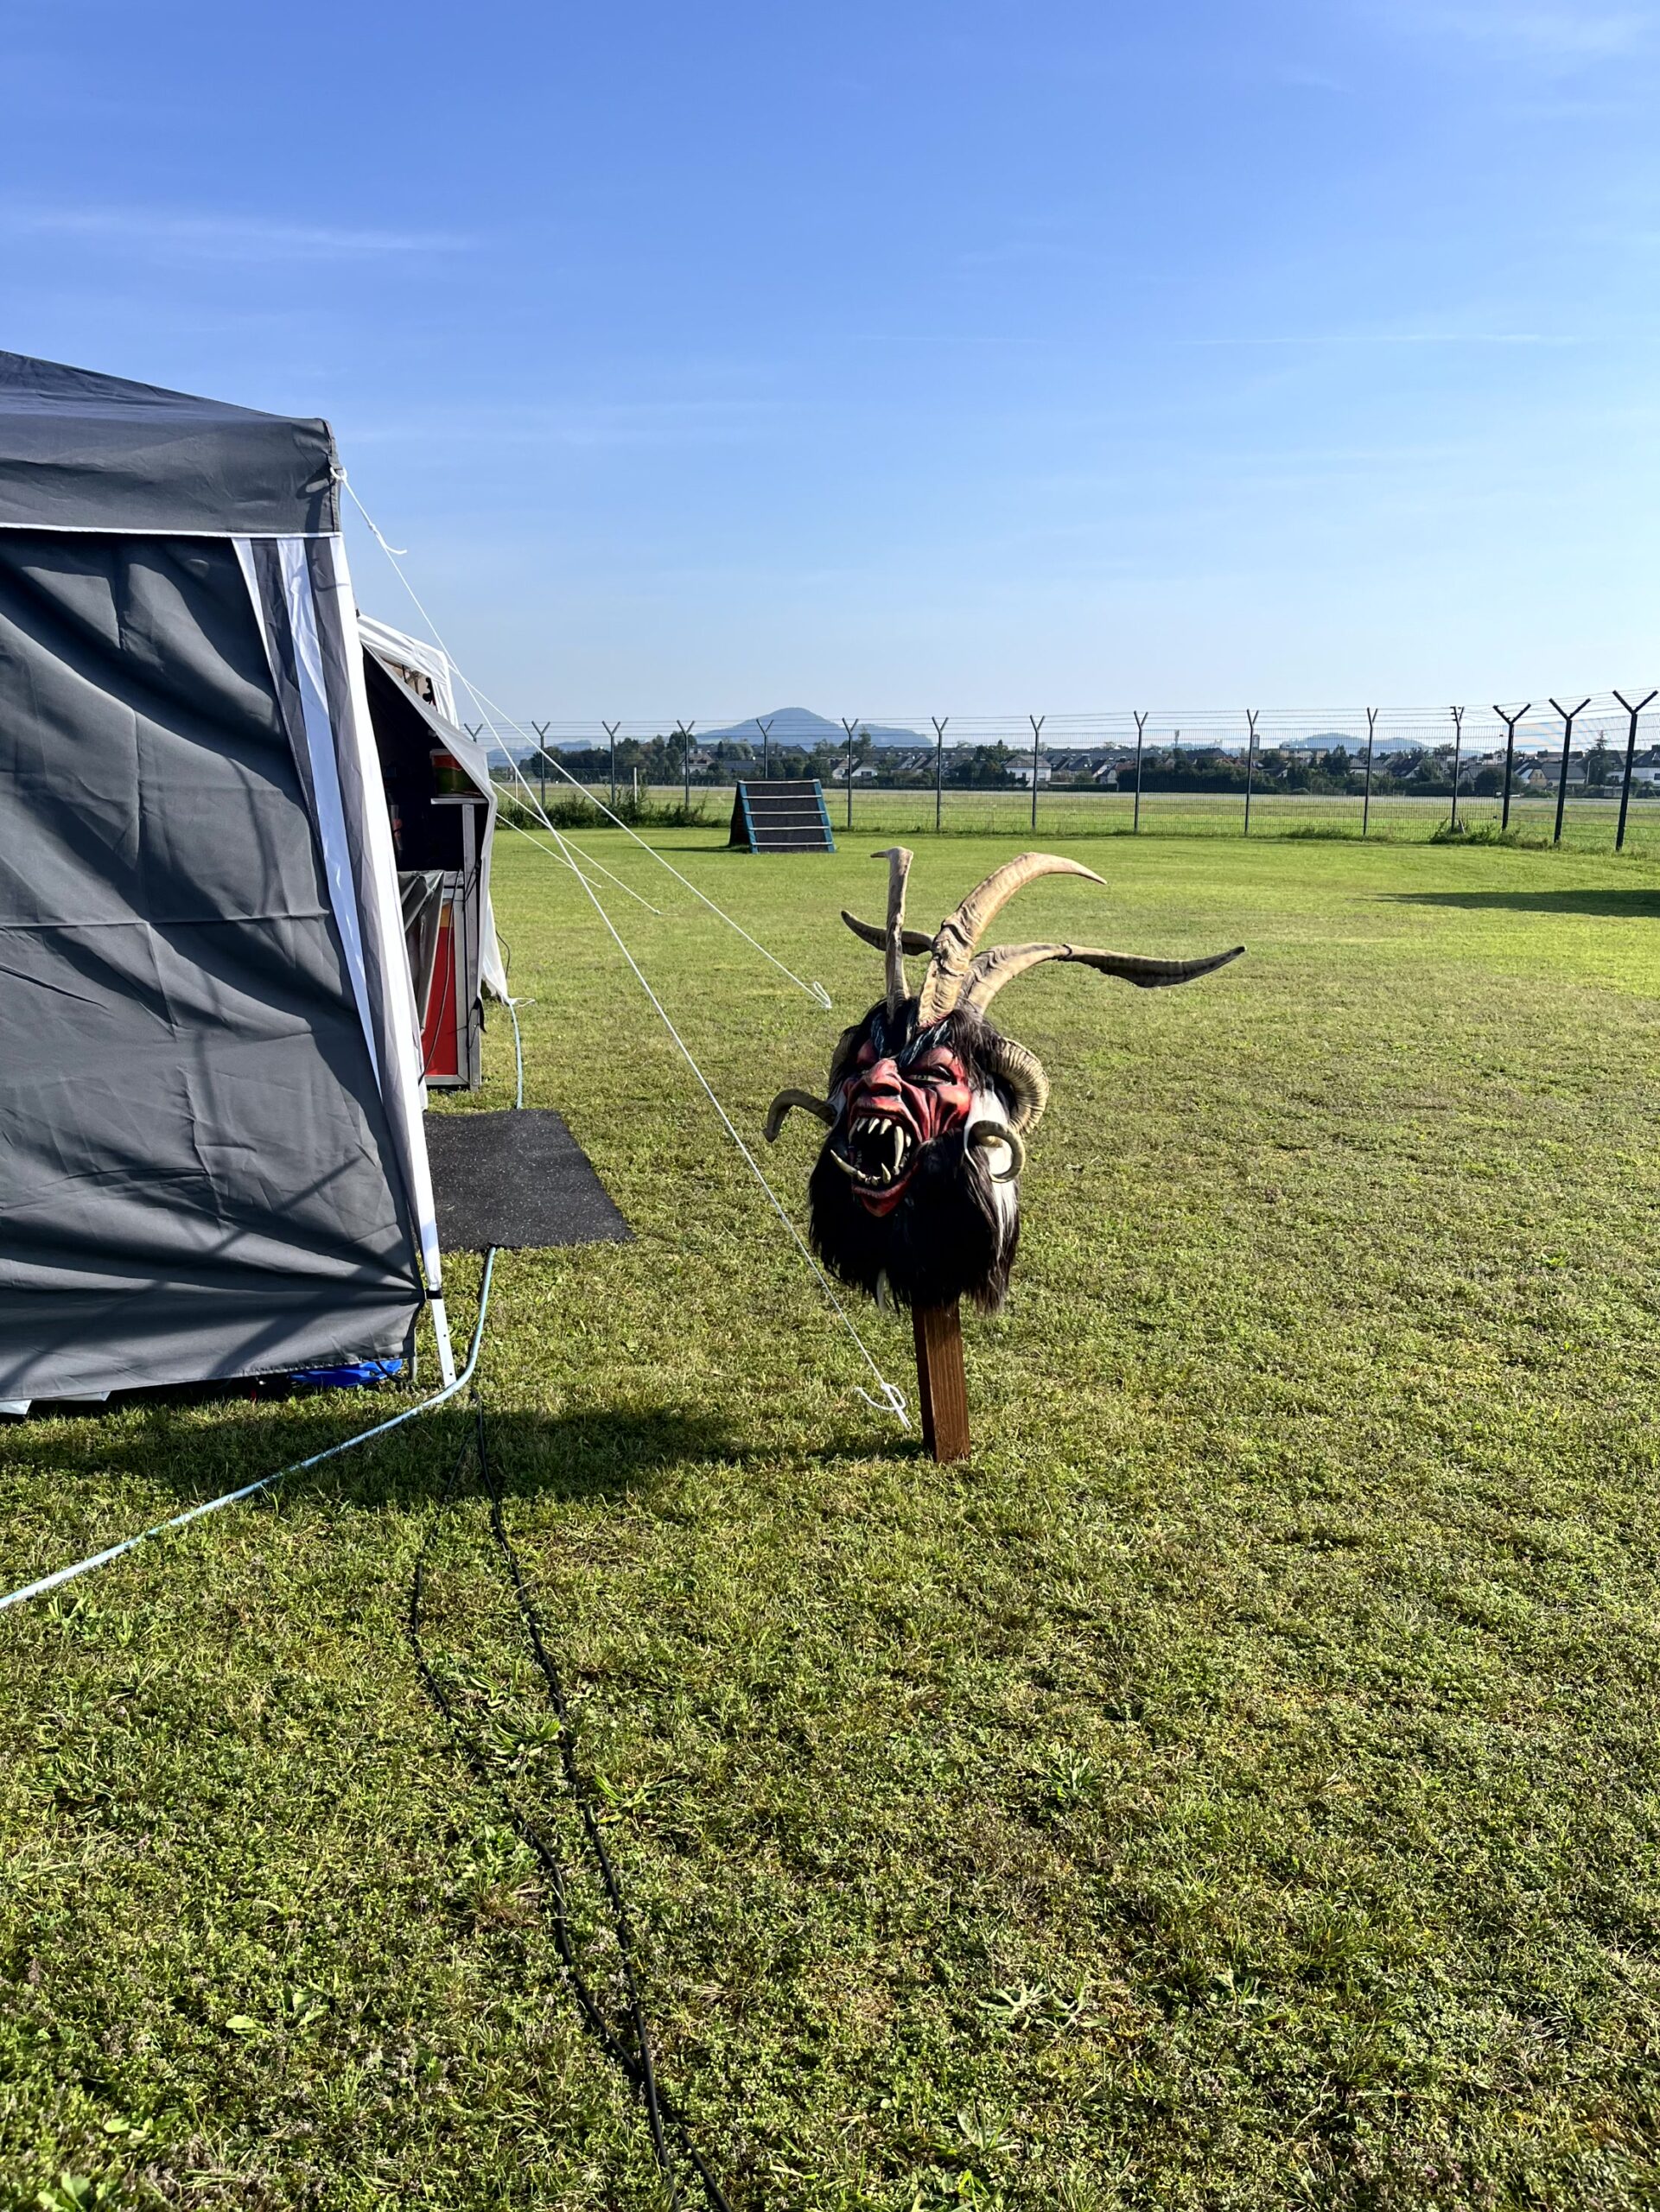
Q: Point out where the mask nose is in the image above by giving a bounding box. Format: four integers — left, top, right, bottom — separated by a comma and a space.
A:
863, 1056, 904, 1102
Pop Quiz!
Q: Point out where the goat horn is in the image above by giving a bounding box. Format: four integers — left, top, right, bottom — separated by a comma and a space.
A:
917, 853, 1104, 1022
968, 1119, 1026, 1183
765, 1089, 836, 1142
977, 1033, 1050, 1133
873, 846, 913, 1016
841, 913, 934, 957
961, 941, 1244, 1014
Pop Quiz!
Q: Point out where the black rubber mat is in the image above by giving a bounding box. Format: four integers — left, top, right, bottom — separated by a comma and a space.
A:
424, 1109, 632, 1253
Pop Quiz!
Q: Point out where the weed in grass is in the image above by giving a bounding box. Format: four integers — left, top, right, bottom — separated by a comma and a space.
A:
1430, 819, 1549, 849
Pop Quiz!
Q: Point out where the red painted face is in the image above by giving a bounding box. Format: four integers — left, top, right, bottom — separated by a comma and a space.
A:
830, 1036, 974, 1216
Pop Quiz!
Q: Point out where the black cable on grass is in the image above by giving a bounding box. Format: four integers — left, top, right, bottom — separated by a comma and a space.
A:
407, 1408, 734, 2212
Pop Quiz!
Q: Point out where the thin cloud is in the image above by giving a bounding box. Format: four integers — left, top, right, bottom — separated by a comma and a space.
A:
347, 397, 788, 452
1178, 330, 1593, 346
1378, 4, 1651, 62
3, 207, 473, 258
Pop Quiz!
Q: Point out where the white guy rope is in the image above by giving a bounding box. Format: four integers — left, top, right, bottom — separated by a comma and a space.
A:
491, 743, 831, 1011
530, 811, 907, 1430
0, 1253, 499, 1618
494, 798, 661, 915
561, 830, 664, 915
339, 478, 829, 1010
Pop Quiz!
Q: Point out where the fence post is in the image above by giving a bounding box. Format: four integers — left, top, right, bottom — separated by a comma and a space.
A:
1448, 706, 1464, 832
1495, 703, 1530, 831
755, 716, 773, 781
674, 721, 694, 813
1243, 709, 1259, 836
531, 721, 550, 810
1362, 708, 1377, 838
1133, 711, 1147, 832
841, 719, 858, 830
1614, 690, 1657, 853
1549, 696, 1590, 847
1028, 716, 1045, 831
602, 721, 620, 810
932, 717, 948, 833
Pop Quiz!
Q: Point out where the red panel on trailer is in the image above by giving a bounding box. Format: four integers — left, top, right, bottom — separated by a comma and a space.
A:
421, 906, 461, 1082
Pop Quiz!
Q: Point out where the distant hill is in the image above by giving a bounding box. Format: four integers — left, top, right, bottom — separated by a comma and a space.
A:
695, 707, 928, 751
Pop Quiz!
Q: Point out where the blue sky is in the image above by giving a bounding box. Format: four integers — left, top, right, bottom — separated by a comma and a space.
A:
3, 0, 1657, 714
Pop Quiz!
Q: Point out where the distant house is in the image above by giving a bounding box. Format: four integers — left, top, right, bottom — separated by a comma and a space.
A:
1011, 760, 1053, 787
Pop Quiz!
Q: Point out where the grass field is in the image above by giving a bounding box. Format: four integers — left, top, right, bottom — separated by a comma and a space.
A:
542, 778, 1660, 858
3, 828, 1660, 2209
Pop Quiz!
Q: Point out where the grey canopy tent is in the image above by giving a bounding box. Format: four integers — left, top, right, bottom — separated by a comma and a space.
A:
0, 351, 456, 1402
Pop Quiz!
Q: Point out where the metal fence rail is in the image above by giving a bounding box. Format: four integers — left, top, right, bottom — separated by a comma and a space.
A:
472, 693, 1660, 855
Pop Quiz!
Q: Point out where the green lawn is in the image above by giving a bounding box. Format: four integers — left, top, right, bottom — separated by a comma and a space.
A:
3, 829, 1660, 2209
555, 779, 1660, 857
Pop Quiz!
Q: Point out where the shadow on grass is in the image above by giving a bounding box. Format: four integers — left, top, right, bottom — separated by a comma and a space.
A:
1383, 888, 1660, 917
0, 1398, 748, 1518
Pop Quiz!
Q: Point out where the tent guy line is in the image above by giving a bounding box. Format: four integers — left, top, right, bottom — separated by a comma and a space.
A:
558, 829, 663, 915
531, 808, 910, 1429
495, 740, 834, 1012
0, 1249, 499, 1619
495, 804, 663, 916
338, 475, 830, 1009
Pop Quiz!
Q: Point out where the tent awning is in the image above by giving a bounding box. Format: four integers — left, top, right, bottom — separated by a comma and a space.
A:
0, 351, 337, 537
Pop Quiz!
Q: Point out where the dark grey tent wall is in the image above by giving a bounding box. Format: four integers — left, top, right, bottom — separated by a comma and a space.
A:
0, 533, 424, 1398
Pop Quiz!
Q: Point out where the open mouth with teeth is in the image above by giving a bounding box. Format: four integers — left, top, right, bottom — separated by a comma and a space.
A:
830, 1108, 920, 1212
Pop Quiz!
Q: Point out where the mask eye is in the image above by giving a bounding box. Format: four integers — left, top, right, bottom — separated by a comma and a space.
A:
855, 1041, 878, 1069
908, 1050, 957, 1083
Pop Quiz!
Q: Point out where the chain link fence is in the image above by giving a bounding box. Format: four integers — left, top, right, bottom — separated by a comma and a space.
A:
472, 694, 1660, 855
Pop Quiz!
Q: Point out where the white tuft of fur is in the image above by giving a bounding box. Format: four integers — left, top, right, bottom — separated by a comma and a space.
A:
968, 1089, 1020, 1237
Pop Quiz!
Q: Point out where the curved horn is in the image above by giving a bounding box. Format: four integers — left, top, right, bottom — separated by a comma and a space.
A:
962, 941, 1244, 1014
917, 854, 1104, 1023
874, 845, 913, 1015
841, 913, 934, 957
765, 1090, 836, 1142
977, 1033, 1050, 1134
968, 1119, 1026, 1183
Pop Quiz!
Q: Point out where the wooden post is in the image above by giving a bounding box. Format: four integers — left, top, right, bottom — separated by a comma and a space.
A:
913, 1301, 970, 1462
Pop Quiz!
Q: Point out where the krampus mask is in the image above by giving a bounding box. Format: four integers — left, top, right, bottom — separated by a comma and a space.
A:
766, 849, 1242, 1313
